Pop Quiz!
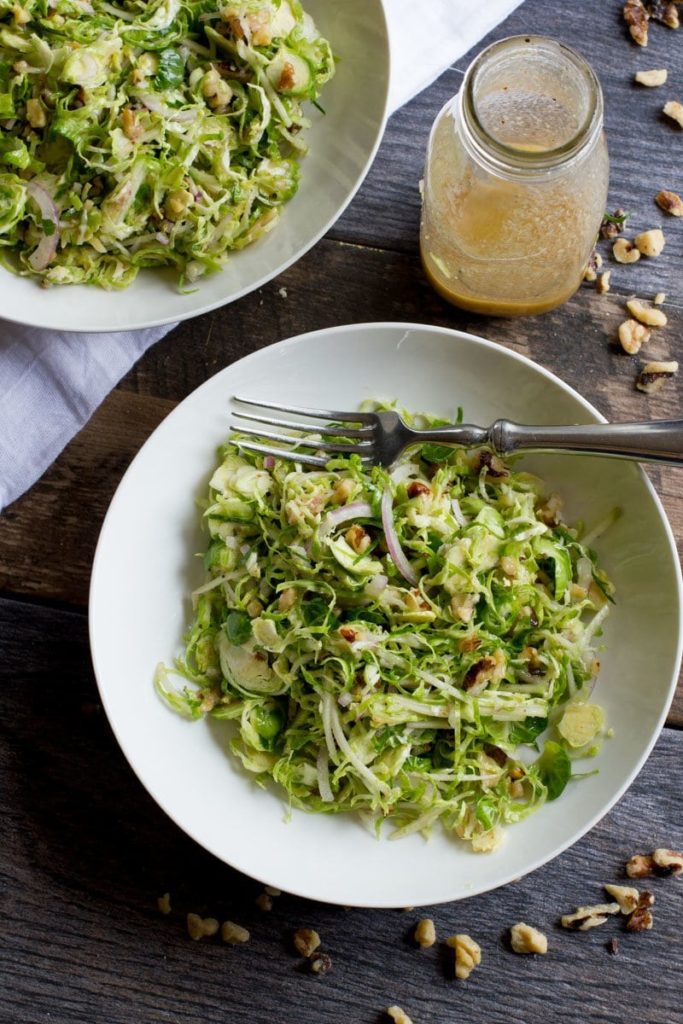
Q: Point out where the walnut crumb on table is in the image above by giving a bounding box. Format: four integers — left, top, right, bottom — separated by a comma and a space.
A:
307, 952, 332, 975
221, 920, 250, 944
618, 319, 651, 354
293, 928, 321, 957
604, 884, 641, 914
446, 934, 482, 979
187, 913, 220, 940
157, 893, 171, 915
635, 67, 668, 85
414, 918, 437, 949
560, 903, 621, 930
636, 360, 679, 393
626, 298, 668, 326
663, 100, 683, 127
509, 923, 548, 954
634, 228, 665, 256
613, 237, 641, 263
387, 1007, 413, 1024
655, 190, 683, 216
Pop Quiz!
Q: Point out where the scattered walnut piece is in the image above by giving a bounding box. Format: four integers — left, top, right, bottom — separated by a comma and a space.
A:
604, 884, 640, 914
414, 918, 437, 949
446, 934, 482, 980
387, 1007, 413, 1024
663, 99, 683, 126
278, 587, 298, 612
583, 250, 603, 282
636, 360, 679, 393
647, 0, 680, 28
293, 928, 321, 957
157, 892, 171, 915
635, 67, 668, 85
655, 189, 683, 216
618, 319, 651, 354
509, 922, 548, 955
626, 298, 667, 326
471, 825, 504, 853
221, 920, 250, 944
345, 524, 371, 554
613, 237, 641, 263
626, 892, 655, 932
333, 477, 355, 504
255, 892, 273, 912
634, 228, 665, 257
308, 951, 332, 976
600, 208, 628, 240
407, 480, 432, 499
607, 937, 620, 956
187, 913, 220, 940
624, 0, 650, 44
627, 854, 655, 878
654, 291, 666, 305
652, 847, 683, 876
597, 270, 611, 294
264, 885, 281, 896
560, 902, 621, 931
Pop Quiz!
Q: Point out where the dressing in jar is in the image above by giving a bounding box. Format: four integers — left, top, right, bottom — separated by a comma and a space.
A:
420, 36, 609, 316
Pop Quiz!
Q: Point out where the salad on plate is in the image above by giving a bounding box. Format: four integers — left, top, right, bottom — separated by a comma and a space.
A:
0, 0, 333, 288
158, 405, 615, 853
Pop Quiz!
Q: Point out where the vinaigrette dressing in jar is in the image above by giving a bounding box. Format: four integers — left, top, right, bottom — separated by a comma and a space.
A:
420, 36, 609, 316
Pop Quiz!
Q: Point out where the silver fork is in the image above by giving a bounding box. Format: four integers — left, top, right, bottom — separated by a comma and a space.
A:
231, 397, 683, 468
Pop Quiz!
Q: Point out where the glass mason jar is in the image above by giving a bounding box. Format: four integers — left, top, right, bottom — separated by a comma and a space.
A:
420, 36, 609, 316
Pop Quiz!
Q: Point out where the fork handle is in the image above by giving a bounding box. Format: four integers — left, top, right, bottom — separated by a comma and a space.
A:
487, 418, 683, 465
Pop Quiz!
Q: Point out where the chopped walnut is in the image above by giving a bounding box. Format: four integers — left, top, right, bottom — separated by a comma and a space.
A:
447, 934, 482, 980
414, 918, 437, 949
652, 847, 683, 875
221, 920, 250, 944
634, 228, 665, 256
626, 892, 655, 932
387, 1007, 413, 1024
293, 927, 321, 957
597, 270, 612, 294
187, 913, 220, 940
647, 0, 680, 27
477, 450, 508, 477
26, 98, 46, 129
471, 825, 504, 853
122, 106, 142, 141
560, 902, 621, 930
613, 238, 641, 263
636, 360, 679, 393
247, 598, 264, 618
604, 884, 640, 914
450, 592, 478, 623
600, 208, 628, 240
626, 853, 657, 877
656, 189, 683, 216
462, 649, 506, 695
626, 298, 667, 326
663, 100, 683, 127
333, 478, 355, 504
607, 937, 620, 955
308, 951, 332, 975
583, 250, 603, 282
624, 0, 650, 45
157, 892, 172, 915
635, 67, 668, 85
345, 524, 371, 554
407, 480, 432, 498
255, 892, 273, 912
654, 291, 666, 304
278, 587, 298, 612
510, 922, 548, 955
618, 319, 651, 354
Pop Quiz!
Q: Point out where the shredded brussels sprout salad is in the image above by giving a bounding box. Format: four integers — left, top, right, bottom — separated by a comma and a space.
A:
157, 404, 617, 853
0, 0, 333, 288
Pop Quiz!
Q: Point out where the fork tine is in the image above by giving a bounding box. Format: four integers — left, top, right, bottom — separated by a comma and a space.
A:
231, 424, 373, 456
232, 410, 373, 439
234, 439, 355, 469
232, 395, 377, 425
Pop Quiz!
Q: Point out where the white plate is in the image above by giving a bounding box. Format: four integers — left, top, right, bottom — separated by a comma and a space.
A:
0, 0, 389, 333
89, 323, 683, 907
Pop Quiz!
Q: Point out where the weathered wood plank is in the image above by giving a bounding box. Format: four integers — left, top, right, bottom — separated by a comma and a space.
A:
0, 596, 681, 1024
331, 0, 683, 305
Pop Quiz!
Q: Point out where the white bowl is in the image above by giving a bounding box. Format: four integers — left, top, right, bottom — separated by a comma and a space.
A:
0, 0, 389, 333
89, 323, 683, 907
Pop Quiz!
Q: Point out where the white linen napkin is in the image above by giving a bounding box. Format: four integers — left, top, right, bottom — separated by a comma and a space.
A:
0, 0, 523, 511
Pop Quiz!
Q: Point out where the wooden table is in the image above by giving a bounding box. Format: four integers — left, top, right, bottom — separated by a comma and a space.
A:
2, 2, 682, 1022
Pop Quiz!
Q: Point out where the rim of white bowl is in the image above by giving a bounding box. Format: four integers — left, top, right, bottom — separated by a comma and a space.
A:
89, 322, 683, 906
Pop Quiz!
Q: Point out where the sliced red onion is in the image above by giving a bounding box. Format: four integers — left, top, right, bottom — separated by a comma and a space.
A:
316, 745, 334, 803
263, 455, 275, 470
318, 501, 373, 539
155, 231, 170, 245
366, 573, 388, 598
26, 181, 59, 271
138, 95, 196, 123
381, 486, 418, 586
451, 497, 467, 528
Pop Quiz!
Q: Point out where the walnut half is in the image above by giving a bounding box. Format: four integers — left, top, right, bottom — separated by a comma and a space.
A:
446, 934, 482, 979
618, 319, 651, 354
509, 922, 548, 954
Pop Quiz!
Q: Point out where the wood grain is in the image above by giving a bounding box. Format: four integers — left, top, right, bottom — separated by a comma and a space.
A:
0, 596, 681, 1024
